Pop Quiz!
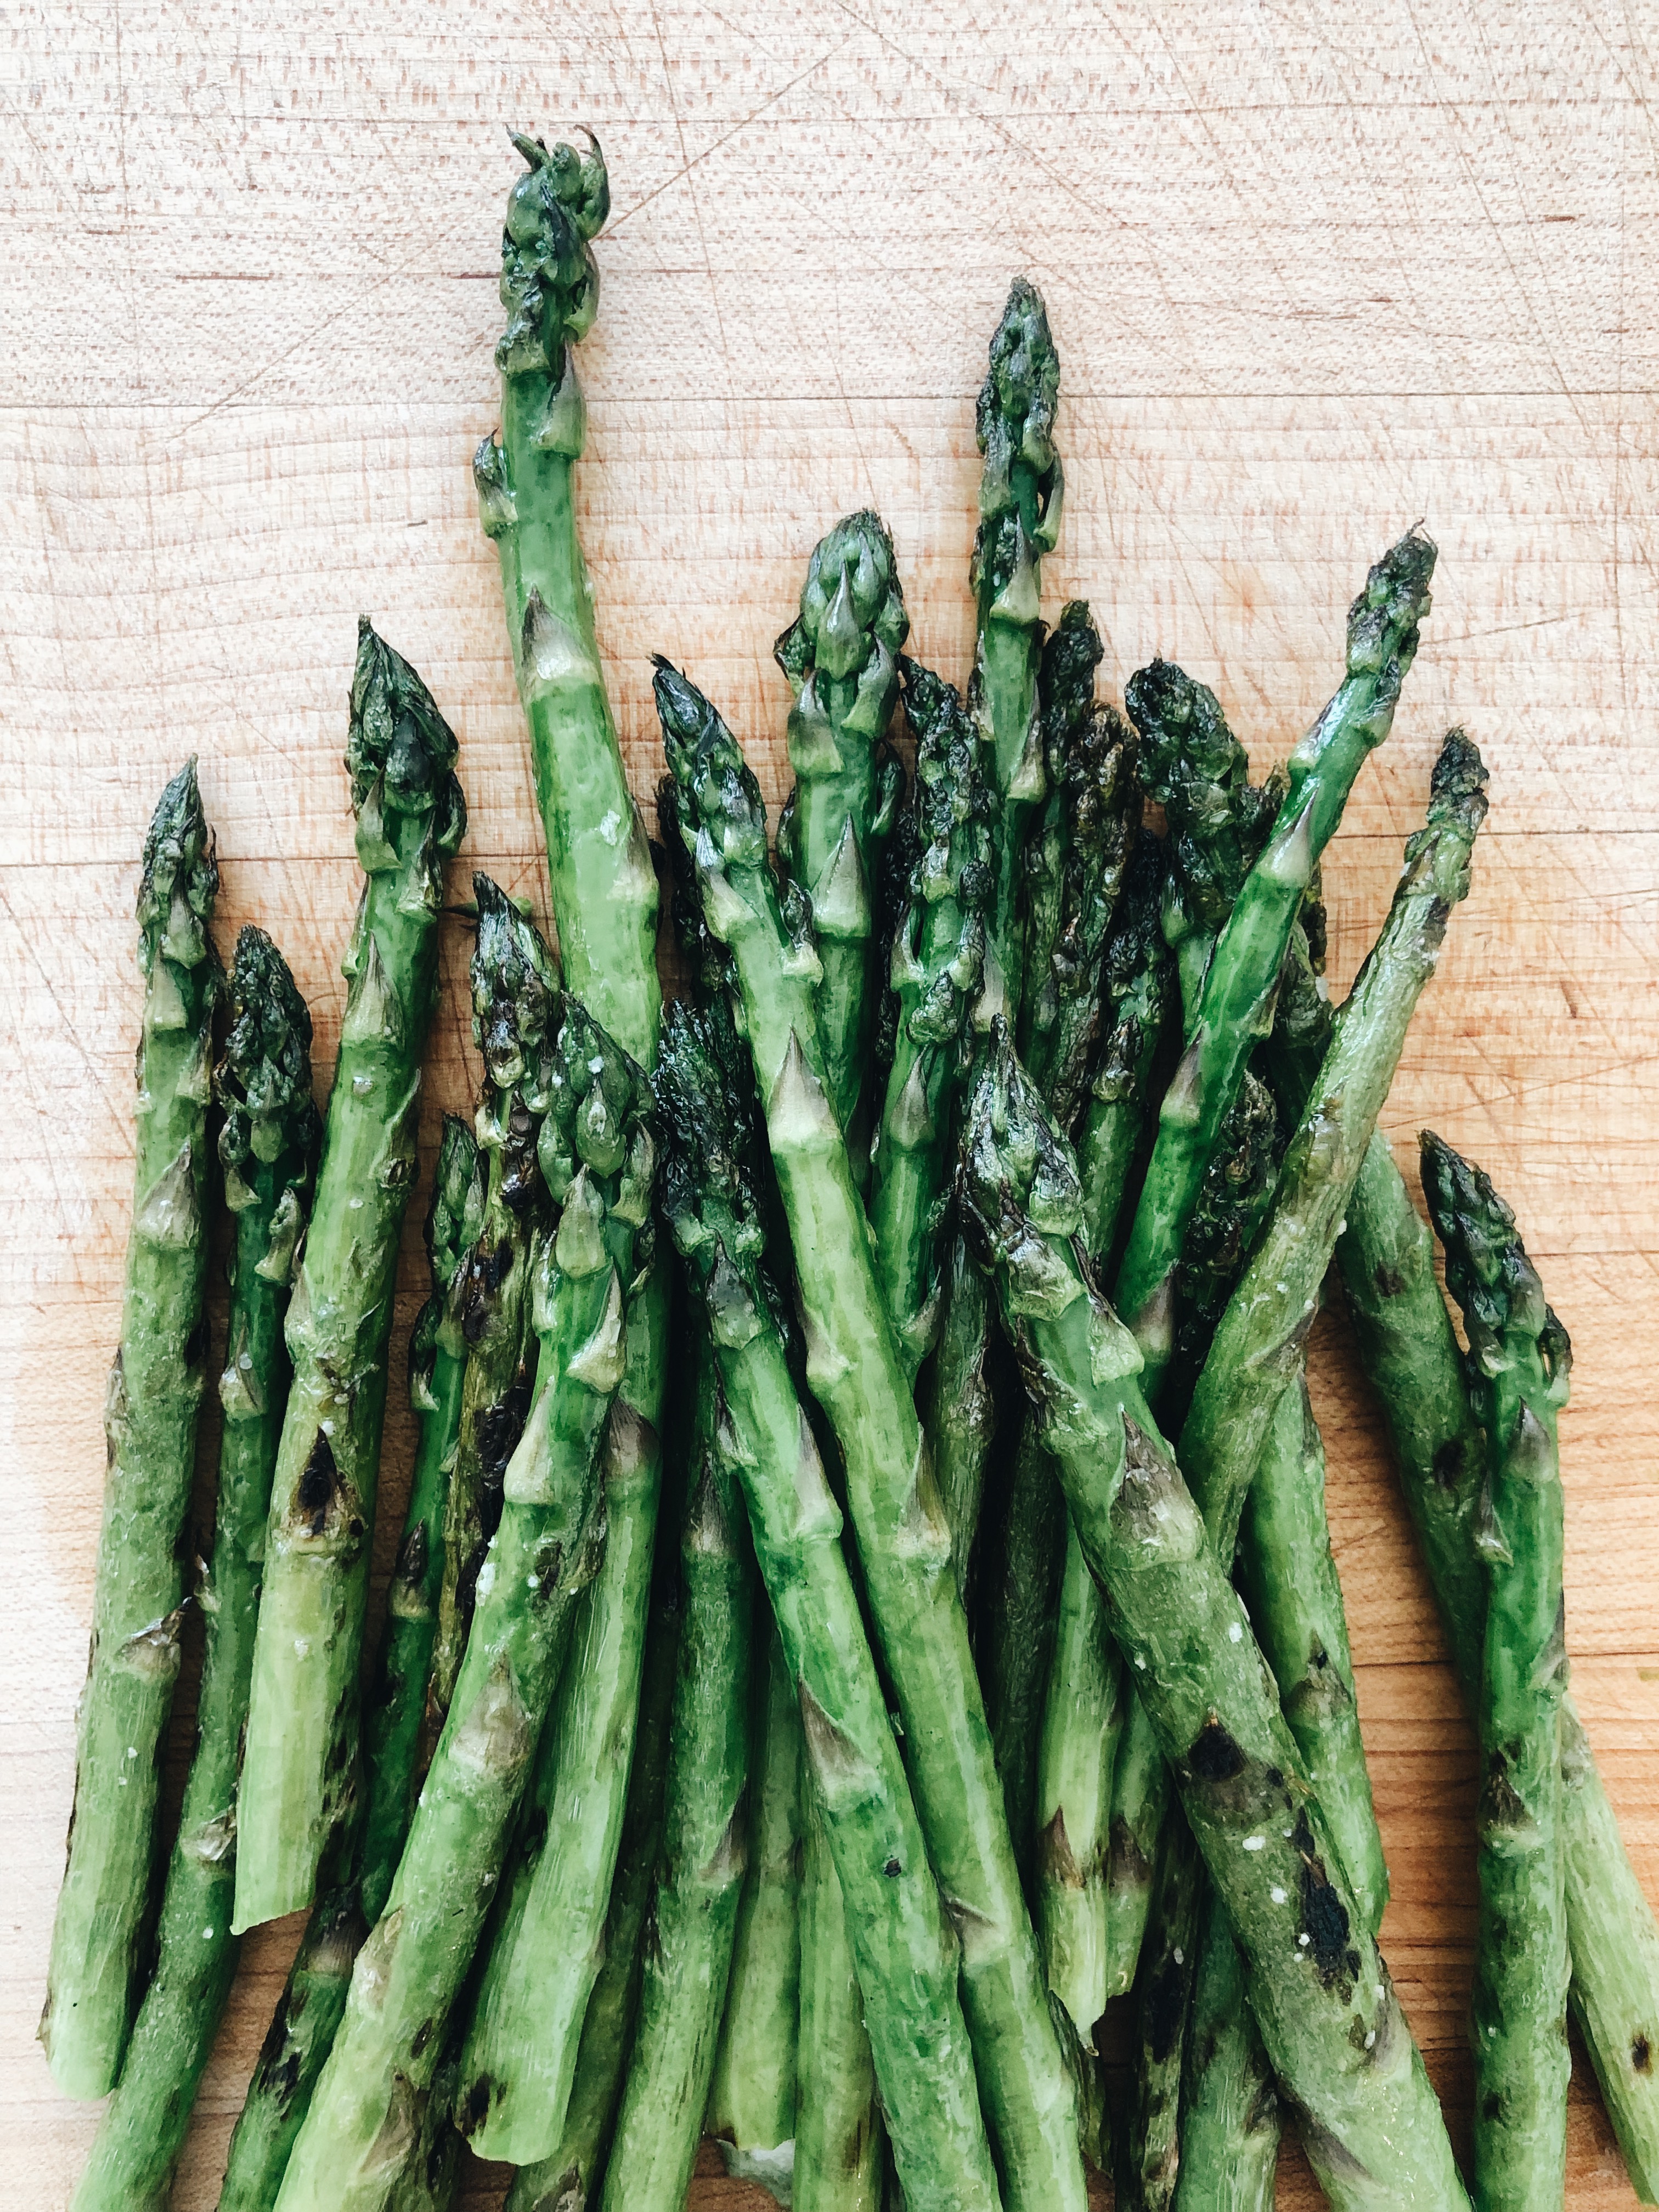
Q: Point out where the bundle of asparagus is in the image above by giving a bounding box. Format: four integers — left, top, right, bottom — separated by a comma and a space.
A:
44, 121, 1659, 2212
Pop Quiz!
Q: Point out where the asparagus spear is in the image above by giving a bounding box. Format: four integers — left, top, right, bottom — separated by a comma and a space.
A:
217, 1115, 481, 2212
1034, 1505, 1125, 2047
71, 931, 316, 2206
797, 1813, 885, 2212
1074, 828, 1175, 1266
272, 994, 652, 2212
1114, 528, 1436, 1403
657, 995, 1002, 2210
1118, 1814, 1203, 2212
774, 509, 910, 1147
1421, 1136, 1572, 2212
961, 1030, 1472, 2211
1238, 1365, 1388, 1932
1336, 1135, 1659, 2200
1173, 1888, 1280, 2212
708, 1616, 805, 2199
501, 1465, 684, 2212
43, 761, 222, 2098
235, 624, 466, 1931
425, 879, 555, 1742
597, 1319, 753, 2212
658, 661, 1084, 2211
1019, 601, 1103, 1070
477, 150, 675, 2146
868, 657, 992, 1378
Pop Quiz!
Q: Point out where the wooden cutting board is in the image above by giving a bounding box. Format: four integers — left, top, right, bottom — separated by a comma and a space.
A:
5, 3, 1657, 2204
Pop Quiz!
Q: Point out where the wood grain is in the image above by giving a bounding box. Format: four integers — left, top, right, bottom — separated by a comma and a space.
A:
4, 3, 1657, 2204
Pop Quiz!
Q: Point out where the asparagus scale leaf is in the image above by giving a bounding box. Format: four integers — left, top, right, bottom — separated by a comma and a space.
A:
72, 930, 317, 2208
235, 623, 465, 1933
658, 665, 1086, 2212
270, 996, 652, 2212
43, 761, 222, 2099
1114, 528, 1436, 1405
217, 1115, 481, 2212
1423, 1135, 1572, 2212
960, 1027, 1472, 2212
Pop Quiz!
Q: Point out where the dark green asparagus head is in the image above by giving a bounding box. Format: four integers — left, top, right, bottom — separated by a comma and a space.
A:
973, 279, 1063, 622
656, 997, 783, 1338
537, 991, 656, 1293
495, 128, 608, 381
885, 656, 995, 1030
1125, 658, 1283, 946
775, 509, 909, 698
1039, 602, 1105, 773
1420, 1132, 1571, 1420
960, 1020, 1088, 1293
138, 757, 220, 983
1043, 697, 1142, 1125
1353, 727, 1488, 986
471, 874, 562, 1214
1167, 1069, 1280, 1414
217, 925, 321, 1203
410, 1114, 485, 1401
1328, 525, 1437, 727
1087, 828, 1175, 1108
347, 619, 467, 904
657, 772, 740, 1007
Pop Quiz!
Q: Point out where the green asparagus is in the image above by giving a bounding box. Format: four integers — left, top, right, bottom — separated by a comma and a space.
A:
961, 1026, 1472, 2210
72, 930, 317, 2207
658, 995, 1001, 2211
1114, 528, 1435, 1403
217, 1114, 481, 2212
868, 656, 992, 1377
774, 509, 910, 1146
1423, 1135, 1571, 2212
236, 623, 466, 1931
1118, 1813, 1203, 2212
1173, 1888, 1279, 2212
44, 761, 222, 2098
1238, 1366, 1387, 1932
502, 1441, 685, 2212
272, 994, 653, 2212
1074, 828, 1175, 1267
1019, 601, 1104, 1073
1334, 1118, 1659, 2200
708, 1616, 805, 2198
658, 659, 1085, 2212
598, 1322, 753, 2212
426, 879, 555, 1742
797, 1814, 885, 2212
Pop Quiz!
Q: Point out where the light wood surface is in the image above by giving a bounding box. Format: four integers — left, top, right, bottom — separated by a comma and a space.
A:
5, 3, 1658, 2205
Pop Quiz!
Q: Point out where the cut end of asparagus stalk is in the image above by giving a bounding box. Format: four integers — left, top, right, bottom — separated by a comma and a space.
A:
137, 757, 219, 979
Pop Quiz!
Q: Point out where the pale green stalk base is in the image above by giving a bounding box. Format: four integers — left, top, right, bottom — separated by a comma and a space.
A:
1103, 1700, 1170, 2003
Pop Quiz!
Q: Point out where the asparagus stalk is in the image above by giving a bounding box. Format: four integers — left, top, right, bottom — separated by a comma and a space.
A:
708, 1616, 805, 2198
1421, 1136, 1572, 2212
596, 1316, 752, 2212
477, 151, 675, 2153
657, 995, 1002, 2211
1338, 1132, 1659, 2202
502, 1452, 685, 2212
1238, 1365, 1388, 1931
658, 663, 1084, 2211
1036, 1525, 1125, 2046
1173, 1888, 1280, 2212
1117, 1814, 1203, 2212
961, 1029, 1472, 2211
1114, 528, 1436, 1403
797, 1814, 885, 2212
1074, 828, 1175, 1265
217, 1114, 482, 2212
1019, 601, 1103, 1072
1177, 726, 1487, 1564
235, 624, 466, 1931
43, 761, 222, 2097
774, 509, 910, 1148
271, 994, 653, 2212
71, 931, 316, 2207
426, 880, 554, 1741
1104, 1673, 1171, 2002
981, 1415, 1068, 1881
868, 657, 992, 1378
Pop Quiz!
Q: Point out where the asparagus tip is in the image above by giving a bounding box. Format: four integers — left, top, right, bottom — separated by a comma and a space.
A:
137, 757, 219, 968
470, 873, 560, 1099
218, 925, 319, 1176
